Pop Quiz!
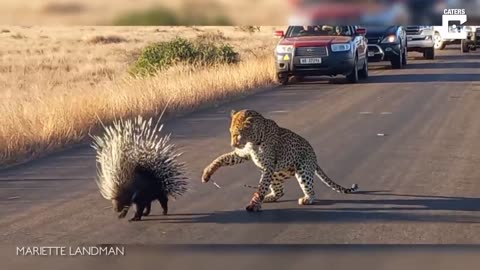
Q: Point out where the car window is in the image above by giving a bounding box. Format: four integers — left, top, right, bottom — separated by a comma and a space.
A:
286, 25, 353, 37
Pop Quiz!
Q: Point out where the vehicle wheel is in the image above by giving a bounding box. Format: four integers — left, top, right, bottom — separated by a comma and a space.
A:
346, 57, 359, 83
424, 47, 435, 59
461, 39, 469, 53
401, 49, 407, 65
276, 73, 289, 85
391, 50, 403, 69
433, 32, 446, 50
358, 57, 368, 79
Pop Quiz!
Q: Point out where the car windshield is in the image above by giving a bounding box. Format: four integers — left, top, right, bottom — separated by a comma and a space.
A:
286, 25, 353, 37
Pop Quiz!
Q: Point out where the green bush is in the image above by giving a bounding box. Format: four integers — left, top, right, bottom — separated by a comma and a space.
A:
130, 37, 239, 76
113, 7, 179, 26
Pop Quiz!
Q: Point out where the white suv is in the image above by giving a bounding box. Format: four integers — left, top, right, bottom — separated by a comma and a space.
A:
406, 26, 435, 59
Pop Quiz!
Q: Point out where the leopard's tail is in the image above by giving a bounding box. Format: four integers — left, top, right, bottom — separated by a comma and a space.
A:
315, 164, 358, 194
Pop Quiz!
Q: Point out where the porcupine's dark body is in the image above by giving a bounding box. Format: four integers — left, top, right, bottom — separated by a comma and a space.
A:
92, 116, 188, 222
114, 167, 171, 221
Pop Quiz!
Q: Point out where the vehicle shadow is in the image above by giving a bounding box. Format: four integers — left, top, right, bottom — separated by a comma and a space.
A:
290, 76, 349, 84
142, 192, 480, 224
361, 73, 480, 83
405, 62, 480, 69
433, 53, 480, 61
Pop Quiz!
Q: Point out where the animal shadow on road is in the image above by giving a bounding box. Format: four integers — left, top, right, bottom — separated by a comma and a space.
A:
143, 191, 480, 224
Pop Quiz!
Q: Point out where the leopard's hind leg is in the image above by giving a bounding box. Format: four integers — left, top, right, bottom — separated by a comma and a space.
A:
295, 167, 316, 205
263, 171, 293, 203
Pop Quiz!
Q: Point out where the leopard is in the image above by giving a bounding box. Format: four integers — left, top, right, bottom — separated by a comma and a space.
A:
201, 109, 358, 212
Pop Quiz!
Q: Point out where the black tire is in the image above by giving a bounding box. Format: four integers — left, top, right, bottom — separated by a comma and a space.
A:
346, 57, 359, 83
424, 47, 435, 59
461, 39, 469, 53
391, 49, 403, 69
402, 49, 407, 65
434, 32, 446, 50
276, 73, 289, 85
358, 56, 368, 79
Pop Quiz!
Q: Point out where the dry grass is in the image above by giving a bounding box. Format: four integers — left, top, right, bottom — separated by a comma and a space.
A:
0, 26, 282, 168
84, 35, 128, 44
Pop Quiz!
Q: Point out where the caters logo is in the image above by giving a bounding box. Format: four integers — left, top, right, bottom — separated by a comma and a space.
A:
441, 9, 468, 39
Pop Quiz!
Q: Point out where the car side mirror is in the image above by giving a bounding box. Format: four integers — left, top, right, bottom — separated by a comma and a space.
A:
274, 30, 285, 38
356, 27, 367, 36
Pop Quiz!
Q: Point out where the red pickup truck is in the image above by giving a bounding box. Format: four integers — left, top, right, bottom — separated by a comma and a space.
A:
274, 25, 369, 85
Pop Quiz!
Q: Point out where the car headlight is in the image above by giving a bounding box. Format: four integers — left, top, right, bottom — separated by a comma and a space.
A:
276, 45, 293, 54
381, 35, 398, 43
331, 43, 351, 52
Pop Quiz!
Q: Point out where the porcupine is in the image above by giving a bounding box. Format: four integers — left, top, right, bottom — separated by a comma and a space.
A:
91, 115, 188, 222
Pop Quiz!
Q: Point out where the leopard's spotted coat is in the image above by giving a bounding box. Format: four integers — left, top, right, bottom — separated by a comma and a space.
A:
201, 109, 358, 212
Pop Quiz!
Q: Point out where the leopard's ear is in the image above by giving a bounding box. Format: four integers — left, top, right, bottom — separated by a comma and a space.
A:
230, 109, 236, 118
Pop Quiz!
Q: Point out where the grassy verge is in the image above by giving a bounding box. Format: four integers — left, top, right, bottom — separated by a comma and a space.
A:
0, 55, 276, 169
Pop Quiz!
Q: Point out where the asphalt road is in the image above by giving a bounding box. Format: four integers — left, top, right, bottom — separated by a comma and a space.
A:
2, 47, 480, 268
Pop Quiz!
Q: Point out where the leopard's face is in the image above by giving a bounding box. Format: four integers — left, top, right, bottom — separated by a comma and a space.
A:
229, 109, 262, 148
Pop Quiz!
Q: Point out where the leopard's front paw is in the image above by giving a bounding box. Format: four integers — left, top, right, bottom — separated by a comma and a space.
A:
245, 202, 262, 212
246, 192, 263, 212
298, 196, 315, 205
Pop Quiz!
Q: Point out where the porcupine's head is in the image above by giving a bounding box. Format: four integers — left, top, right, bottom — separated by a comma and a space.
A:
91, 115, 188, 219
91, 117, 138, 217
111, 186, 135, 213
229, 109, 269, 149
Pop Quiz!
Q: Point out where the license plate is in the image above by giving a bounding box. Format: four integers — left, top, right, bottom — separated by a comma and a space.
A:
300, 58, 321, 64
368, 51, 375, 57
407, 36, 413, 41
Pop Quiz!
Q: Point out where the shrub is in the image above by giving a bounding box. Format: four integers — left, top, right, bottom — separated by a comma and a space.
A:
195, 41, 238, 65
113, 7, 179, 26
130, 37, 239, 76
113, 6, 233, 26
